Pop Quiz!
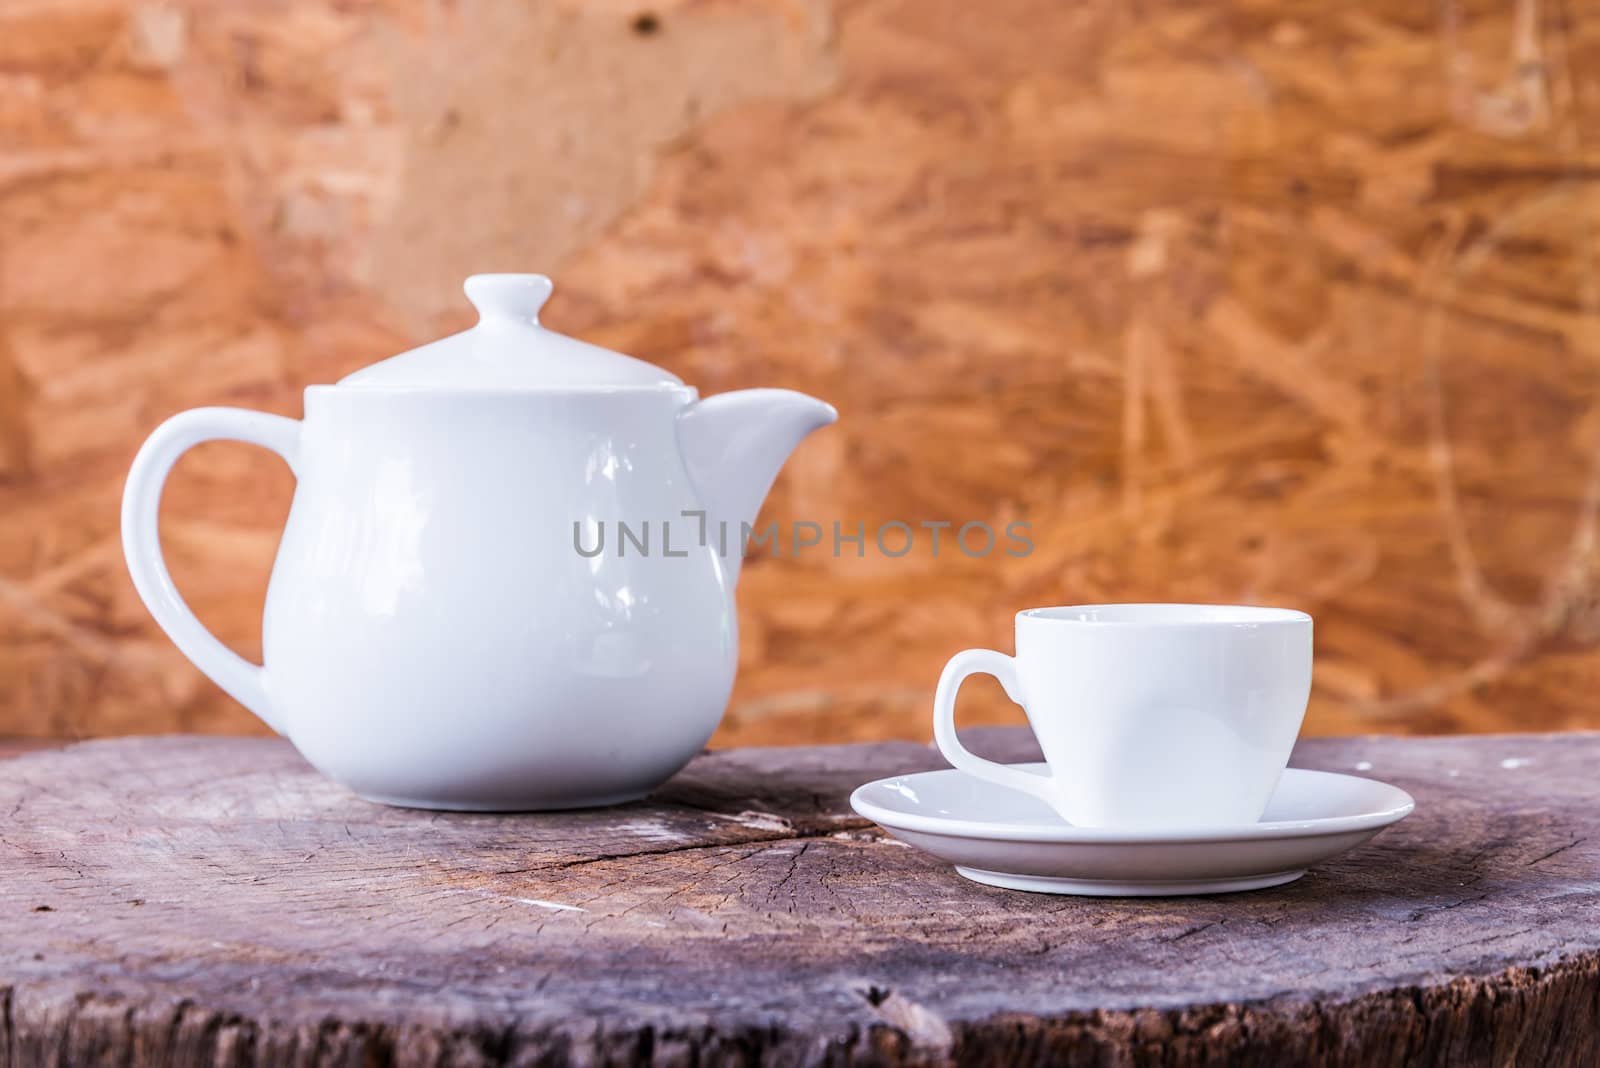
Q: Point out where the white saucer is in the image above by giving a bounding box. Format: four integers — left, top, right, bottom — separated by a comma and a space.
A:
850, 764, 1414, 896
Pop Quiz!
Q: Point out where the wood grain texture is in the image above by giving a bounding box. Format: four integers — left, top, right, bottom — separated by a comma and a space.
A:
3, 1, 1600, 743
1, 729, 1597, 1066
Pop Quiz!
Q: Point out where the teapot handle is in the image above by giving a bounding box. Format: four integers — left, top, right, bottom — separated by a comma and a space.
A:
121, 407, 300, 735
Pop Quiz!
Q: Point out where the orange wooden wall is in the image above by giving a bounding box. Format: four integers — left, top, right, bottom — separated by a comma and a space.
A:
3, 0, 1599, 744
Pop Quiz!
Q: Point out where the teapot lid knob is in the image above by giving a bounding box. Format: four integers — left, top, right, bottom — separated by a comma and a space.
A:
464, 273, 553, 326
334, 271, 685, 389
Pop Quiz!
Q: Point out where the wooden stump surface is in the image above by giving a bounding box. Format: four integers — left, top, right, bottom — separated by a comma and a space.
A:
1, 730, 1597, 1067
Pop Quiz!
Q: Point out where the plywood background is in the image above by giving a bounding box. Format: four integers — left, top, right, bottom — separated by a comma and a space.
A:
3, 0, 1599, 746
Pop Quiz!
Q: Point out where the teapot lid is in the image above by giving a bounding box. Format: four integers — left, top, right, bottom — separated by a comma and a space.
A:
337, 274, 684, 390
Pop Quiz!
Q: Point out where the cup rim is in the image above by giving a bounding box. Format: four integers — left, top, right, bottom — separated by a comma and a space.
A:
1017, 603, 1310, 627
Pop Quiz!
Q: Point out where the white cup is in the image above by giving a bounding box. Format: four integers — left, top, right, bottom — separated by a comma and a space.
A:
933, 604, 1312, 829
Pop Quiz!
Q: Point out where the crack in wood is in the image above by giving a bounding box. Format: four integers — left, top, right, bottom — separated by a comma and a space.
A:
1162, 920, 1223, 943
1408, 893, 1493, 923
1527, 837, 1587, 866
498, 819, 868, 874
1, 985, 13, 1068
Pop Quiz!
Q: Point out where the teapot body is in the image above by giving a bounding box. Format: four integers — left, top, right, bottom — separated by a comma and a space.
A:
262, 386, 735, 809
122, 273, 835, 810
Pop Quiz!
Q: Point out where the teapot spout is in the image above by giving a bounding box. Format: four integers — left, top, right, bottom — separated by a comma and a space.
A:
677, 388, 838, 586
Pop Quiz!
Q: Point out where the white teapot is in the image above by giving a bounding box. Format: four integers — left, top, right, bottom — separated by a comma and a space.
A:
122, 274, 836, 810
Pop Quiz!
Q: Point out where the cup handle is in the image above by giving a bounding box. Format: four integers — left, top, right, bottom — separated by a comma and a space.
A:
932, 648, 1058, 806
121, 407, 301, 735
